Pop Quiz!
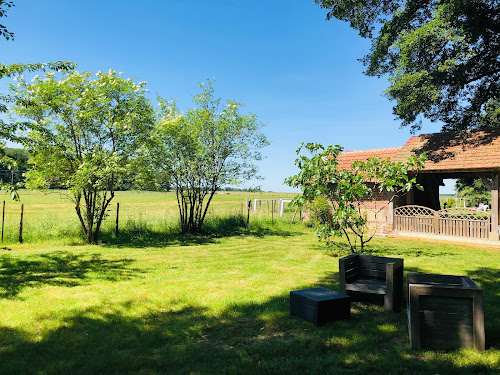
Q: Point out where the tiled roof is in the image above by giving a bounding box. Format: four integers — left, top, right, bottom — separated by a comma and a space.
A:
338, 128, 500, 173
395, 128, 500, 172
337, 147, 402, 171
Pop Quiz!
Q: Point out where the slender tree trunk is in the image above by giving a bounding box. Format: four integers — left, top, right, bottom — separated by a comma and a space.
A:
200, 189, 217, 229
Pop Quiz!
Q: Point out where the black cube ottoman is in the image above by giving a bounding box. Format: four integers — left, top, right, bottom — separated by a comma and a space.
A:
290, 287, 351, 326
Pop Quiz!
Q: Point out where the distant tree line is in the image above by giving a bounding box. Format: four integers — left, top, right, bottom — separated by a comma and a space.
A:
219, 187, 262, 192
0, 148, 264, 194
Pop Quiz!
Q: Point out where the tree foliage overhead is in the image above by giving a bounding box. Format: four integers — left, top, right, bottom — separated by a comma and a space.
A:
8, 70, 155, 243
315, 0, 500, 131
285, 143, 425, 252
0, 0, 14, 41
143, 80, 268, 233
0, 0, 76, 199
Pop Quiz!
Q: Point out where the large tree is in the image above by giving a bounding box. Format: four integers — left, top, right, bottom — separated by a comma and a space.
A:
0, 1, 75, 198
9, 70, 154, 243
315, 0, 500, 132
143, 80, 268, 233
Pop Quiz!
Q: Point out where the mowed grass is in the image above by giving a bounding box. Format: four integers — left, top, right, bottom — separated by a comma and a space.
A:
0, 191, 498, 374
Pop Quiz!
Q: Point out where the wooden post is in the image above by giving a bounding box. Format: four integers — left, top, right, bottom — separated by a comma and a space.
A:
406, 188, 414, 205
290, 207, 298, 224
271, 200, 274, 224
246, 200, 251, 227
267, 200, 269, 214
19, 203, 24, 244
387, 193, 394, 233
115, 203, 120, 237
490, 172, 499, 241
433, 211, 440, 235
1, 200, 5, 243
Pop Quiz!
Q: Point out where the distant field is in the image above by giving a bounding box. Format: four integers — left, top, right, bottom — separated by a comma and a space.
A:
0, 190, 298, 244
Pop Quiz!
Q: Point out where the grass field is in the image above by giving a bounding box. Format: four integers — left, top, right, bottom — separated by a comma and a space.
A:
0, 190, 297, 245
0, 191, 499, 374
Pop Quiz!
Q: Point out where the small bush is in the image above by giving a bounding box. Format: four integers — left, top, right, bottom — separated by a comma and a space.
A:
309, 197, 333, 227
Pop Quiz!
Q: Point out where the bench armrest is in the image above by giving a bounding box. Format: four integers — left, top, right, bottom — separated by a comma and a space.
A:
385, 259, 404, 310
339, 254, 360, 294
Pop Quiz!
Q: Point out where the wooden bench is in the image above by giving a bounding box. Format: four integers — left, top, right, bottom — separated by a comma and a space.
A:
339, 254, 404, 311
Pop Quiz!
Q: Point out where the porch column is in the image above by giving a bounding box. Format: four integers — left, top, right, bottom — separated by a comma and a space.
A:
387, 192, 395, 234
490, 172, 499, 241
406, 188, 414, 205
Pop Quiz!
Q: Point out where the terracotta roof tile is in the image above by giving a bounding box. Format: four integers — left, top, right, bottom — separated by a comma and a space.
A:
338, 128, 500, 173
337, 147, 402, 170
395, 128, 500, 172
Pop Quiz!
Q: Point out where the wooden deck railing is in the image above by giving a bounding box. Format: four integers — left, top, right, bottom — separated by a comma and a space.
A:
394, 206, 491, 240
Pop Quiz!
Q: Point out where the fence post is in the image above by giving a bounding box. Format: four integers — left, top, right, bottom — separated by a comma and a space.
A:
1, 200, 5, 243
115, 202, 120, 237
290, 207, 297, 224
246, 200, 251, 227
271, 200, 274, 224
490, 172, 499, 241
19, 203, 24, 244
434, 210, 440, 235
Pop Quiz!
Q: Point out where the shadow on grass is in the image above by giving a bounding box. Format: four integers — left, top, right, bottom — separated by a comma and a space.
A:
100, 215, 303, 249
0, 251, 142, 298
0, 284, 497, 374
318, 256, 500, 351
321, 239, 455, 259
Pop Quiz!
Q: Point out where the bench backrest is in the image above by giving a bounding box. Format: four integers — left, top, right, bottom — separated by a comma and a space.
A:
359, 254, 394, 280
343, 254, 403, 282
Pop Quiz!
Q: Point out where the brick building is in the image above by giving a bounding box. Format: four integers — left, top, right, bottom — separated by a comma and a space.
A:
336, 128, 500, 243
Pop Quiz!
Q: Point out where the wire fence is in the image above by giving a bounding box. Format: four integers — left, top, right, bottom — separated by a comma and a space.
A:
0, 194, 300, 245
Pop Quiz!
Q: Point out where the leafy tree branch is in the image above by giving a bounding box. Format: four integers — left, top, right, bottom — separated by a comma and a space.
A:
285, 143, 425, 252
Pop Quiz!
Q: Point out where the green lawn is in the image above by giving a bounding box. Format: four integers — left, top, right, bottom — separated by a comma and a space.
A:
0, 191, 499, 374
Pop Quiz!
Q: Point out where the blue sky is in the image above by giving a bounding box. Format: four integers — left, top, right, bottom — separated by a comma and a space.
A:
1, 0, 455, 193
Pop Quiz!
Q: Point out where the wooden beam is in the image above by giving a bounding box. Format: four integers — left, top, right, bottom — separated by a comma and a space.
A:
490, 172, 499, 241
387, 192, 394, 233
478, 174, 492, 190
406, 188, 414, 205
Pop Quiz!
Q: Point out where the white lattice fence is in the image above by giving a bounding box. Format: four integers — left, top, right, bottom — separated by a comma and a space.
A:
394, 205, 491, 239
394, 205, 436, 234
438, 208, 490, 239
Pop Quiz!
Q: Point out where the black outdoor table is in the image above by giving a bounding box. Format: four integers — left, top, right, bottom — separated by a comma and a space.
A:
290, 287, 351, 326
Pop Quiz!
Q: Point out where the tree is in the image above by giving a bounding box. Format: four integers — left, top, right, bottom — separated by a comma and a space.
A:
315, 0, 500, 132
143, 80, 268, 233
9, 70, 155, 243
0, 1, 75, 198
285, 143, 425, 252
0, 147, 28, 187
455, 178, 491, 207
0, 0, 14, 41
